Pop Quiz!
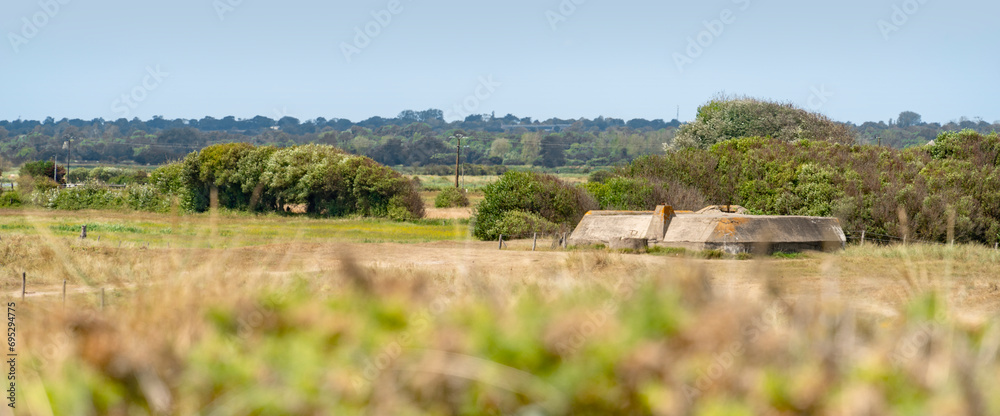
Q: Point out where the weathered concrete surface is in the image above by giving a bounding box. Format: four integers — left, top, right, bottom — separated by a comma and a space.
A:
659, 214, 846, 254
696, 205, 749, 215
568, 205, 846, 253
608, 237, 649, 251
567, 211, 656, 246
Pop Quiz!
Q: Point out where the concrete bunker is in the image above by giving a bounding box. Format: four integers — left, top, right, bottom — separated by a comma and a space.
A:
567, 205, 846, 254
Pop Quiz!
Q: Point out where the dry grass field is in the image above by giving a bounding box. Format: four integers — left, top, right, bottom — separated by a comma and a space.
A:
2, 207, 1000, 414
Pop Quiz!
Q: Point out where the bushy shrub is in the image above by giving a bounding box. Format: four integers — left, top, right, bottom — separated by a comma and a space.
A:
473, 171, 596, 240
486, 210, 559, 239
45, 185, 171, 212
149, 161, 199, 212
585, 175, 708, 212
0, 191, 22, 207
64, 167, 149, 185
587, 169, 614, 184
586, 177, 661, 211
20, 160, 65, 182
66, 169, 89, 183
17, 175, 59, 194
617, 131, 1000, 244
150, 143, 424, 219
673, 96, 855, 149
434, 187, 470, 208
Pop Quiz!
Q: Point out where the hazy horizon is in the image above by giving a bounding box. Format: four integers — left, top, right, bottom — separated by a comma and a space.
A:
3, 0, 998, 124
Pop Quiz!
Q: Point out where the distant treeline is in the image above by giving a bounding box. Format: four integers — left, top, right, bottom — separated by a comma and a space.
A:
1, 105, 995, 168
0, 110, 679, 168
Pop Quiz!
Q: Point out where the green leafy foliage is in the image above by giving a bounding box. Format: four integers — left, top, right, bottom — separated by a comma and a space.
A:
434, 187, 470, 208
21, 160, 66, 182
586, 177, 661, 211
70, 167, 150, 185
674, 96, 855, 149
151, 143, 425, 219
587, 169, 614, 184
473, 171, 596, 240
43, 185, 172, 212
487, 210, 560, 239
617, 131, 1000, 244
0, 191, 22, 207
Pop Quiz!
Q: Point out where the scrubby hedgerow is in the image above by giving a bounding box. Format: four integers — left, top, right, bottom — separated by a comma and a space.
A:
608, 130, 1000, 245
584, 177, 709, 212
20, 160, 66, 183
151, 143, 424, 219
0, 190, 22, 207
31, 185, 172, 212
66, 167, 150, 185
473, 171, 596, 240
673, 96, 856, 149
485, 211, 560, 240
434, 187, 470, 208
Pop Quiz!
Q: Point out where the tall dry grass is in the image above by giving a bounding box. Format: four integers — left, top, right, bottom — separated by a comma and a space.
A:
5, 235, 999, 415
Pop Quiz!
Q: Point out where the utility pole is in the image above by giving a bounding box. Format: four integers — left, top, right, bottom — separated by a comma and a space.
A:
451, 133, 464, 188
62, 136, 73, 182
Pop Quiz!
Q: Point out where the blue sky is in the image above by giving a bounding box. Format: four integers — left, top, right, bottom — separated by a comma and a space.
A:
2, 0, 997, 124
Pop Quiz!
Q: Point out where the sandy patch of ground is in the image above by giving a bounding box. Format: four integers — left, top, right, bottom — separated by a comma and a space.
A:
424, 207, 472, 220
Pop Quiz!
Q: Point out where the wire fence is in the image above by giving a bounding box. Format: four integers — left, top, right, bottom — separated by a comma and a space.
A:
496, 232, 571, 250
843, 230, 999, 249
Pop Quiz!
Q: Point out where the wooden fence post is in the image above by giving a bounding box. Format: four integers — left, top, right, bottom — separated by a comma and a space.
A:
63, 280, 67, 306
860, 230, 865, 245
532, 233, 537, 251
21, 272, 25, 301
498, 235, 503, 250
80, 225, 87, 239
562, 233, 567, 249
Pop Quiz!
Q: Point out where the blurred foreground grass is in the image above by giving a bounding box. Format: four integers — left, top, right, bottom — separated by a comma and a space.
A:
15, 254, 1000, 415
3, 207, 1000, 415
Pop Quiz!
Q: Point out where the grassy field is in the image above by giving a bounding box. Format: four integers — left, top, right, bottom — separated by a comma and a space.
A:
415, 172, 588, 191
4, 207, 1000, 415
0, 209, 470, 247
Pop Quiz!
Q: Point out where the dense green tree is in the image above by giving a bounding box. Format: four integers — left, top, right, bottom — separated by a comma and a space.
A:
540, 134, 565, 168
897, 111, 923, 128
675, 96, 856, 149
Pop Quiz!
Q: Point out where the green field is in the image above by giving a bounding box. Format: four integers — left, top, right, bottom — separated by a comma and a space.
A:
0, 209, 471, 248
